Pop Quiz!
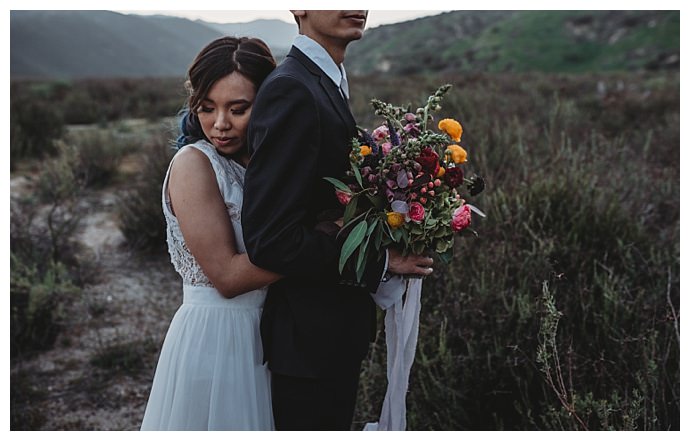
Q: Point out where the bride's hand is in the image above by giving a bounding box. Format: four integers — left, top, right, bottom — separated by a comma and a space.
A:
386, 248, 434, 277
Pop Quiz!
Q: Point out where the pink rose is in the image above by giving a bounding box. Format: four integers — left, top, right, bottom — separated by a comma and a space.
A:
408, 202, 425, 222
451, 205, 472, 232
372, 125, 389, 142
381, 142, 393, 156
335, 189, 352, 206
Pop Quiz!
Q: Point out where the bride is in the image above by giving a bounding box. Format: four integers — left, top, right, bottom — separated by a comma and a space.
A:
140, 36, 280, 430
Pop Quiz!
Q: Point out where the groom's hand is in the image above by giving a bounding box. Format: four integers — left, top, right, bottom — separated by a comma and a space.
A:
387, 248, 434, 277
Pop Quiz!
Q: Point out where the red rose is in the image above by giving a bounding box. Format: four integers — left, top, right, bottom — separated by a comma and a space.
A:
408, 202, 425, 222
416, 147, 440, 176
444, 166, 464, 188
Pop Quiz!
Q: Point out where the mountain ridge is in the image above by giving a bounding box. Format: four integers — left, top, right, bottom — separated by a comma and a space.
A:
10, 10, 679, 80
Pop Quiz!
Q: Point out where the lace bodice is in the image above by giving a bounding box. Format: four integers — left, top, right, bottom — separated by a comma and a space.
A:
162, 140, 247, 287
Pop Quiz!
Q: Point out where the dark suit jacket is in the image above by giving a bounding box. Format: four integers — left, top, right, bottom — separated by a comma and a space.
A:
242, 47, 385, 378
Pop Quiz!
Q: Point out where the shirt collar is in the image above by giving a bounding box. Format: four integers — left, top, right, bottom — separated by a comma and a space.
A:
293, 34, 348, 98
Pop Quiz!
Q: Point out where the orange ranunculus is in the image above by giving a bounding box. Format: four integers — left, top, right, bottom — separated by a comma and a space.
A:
446, 144, 467, 164
436, 166, 446, 178
386, 212, 405, 229
360, 145, 372, 156
438, 118, 463, 142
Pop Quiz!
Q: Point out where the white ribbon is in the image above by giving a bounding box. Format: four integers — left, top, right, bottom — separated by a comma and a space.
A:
364, 277, 423, 431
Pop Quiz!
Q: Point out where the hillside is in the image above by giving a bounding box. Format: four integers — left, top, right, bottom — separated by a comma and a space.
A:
347, 10, 679, 75
10, 11, 226, 79
198, 18, 296, 58
10, 10, 679, 79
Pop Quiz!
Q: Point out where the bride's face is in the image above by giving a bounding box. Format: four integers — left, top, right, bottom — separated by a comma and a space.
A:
197, 72, 256, 160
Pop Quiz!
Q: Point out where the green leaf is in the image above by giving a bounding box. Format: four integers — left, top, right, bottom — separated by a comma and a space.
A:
355, 243, 369, 283
391, 227, 403, 243
323, 177, 350, 193
374, 221, 384, 251
343, 195, 358, 225
339, 220, 368, 274
338, 208, 371, 239
352, 163, 363, 188
365, 193, 386, 210
437, 249, 454, 265
355, 220, 378, 277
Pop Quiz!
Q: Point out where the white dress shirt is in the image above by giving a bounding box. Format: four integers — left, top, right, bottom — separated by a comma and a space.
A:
292, 34, 349, 99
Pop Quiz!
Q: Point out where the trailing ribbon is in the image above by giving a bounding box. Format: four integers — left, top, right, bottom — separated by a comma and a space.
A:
364, 277, 423, 431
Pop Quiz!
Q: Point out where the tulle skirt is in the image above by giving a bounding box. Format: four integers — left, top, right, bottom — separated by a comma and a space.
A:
141, 285, 273, 431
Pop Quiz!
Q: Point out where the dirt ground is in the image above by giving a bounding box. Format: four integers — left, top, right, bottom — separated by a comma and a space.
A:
10, 173, 182, 430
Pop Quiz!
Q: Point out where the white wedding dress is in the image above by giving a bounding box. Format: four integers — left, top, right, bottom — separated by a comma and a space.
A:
141, 140, 273, 430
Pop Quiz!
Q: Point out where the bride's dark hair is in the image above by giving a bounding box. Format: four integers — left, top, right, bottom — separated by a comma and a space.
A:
176, 36, 276, 148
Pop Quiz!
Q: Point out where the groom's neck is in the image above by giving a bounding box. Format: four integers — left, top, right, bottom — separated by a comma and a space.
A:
300, 33, 348, 65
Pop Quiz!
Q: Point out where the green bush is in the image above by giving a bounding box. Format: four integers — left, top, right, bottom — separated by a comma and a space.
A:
11, 139, 90, 358
10, 94, 64, 163
10, 254, 79, 358
10, 78, 185, 126
117, 133, 176, 253
57, 129, 137, 189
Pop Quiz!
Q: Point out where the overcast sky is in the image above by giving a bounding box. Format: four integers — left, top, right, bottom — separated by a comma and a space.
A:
116, 10, 449, 29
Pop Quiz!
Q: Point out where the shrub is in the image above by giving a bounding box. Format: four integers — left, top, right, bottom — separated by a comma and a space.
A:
10, 96, 64, 163
117, 133, 176, 254
90, 338, 158, 376
57, 129, 137, 189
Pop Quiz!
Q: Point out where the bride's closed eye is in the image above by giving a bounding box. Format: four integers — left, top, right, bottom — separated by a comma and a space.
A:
199, 105, 214, 113
231, 105, 251, 116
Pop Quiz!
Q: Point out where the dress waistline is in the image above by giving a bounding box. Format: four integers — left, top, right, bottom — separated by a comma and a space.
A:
182, 285, 265, 309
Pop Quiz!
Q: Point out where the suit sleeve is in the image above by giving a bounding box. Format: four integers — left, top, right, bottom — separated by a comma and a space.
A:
242, 75, 384, 292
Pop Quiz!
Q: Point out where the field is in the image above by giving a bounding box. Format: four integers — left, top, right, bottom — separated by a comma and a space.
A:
10, 71, 679, 430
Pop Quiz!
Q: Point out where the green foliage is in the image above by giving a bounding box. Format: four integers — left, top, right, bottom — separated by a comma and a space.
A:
117, 133, 176, 254
57, 129, 137, 189
10, 194, 83, 358
10, 77, 184, 126
90, 339, 158, 376
348, 11, 679, 76
10, 255, 79, 358
10, 84, 65, 163
351, 71, 679, 430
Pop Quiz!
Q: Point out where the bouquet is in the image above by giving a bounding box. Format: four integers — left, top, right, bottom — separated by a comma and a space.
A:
326, 84, 485, 282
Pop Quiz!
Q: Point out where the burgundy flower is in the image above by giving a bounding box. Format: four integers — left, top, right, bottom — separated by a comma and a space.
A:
444, 166, 464, 188
416, 147, 440, 176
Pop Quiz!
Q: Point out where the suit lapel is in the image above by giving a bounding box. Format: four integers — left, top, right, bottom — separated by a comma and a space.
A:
287, 47, 356, 129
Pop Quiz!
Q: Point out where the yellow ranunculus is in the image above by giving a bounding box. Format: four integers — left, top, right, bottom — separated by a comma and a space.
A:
360, 145, 372, 156
446, 144, 467, 164
436, 166, 446, 178
438, 118, 463, 142
386, 212, 405, 229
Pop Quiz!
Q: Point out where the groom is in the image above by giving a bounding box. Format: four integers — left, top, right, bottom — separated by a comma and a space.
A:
242, 10, 433, 430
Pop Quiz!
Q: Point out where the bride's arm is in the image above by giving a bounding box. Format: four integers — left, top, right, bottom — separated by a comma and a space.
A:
168, 148, 282, 298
